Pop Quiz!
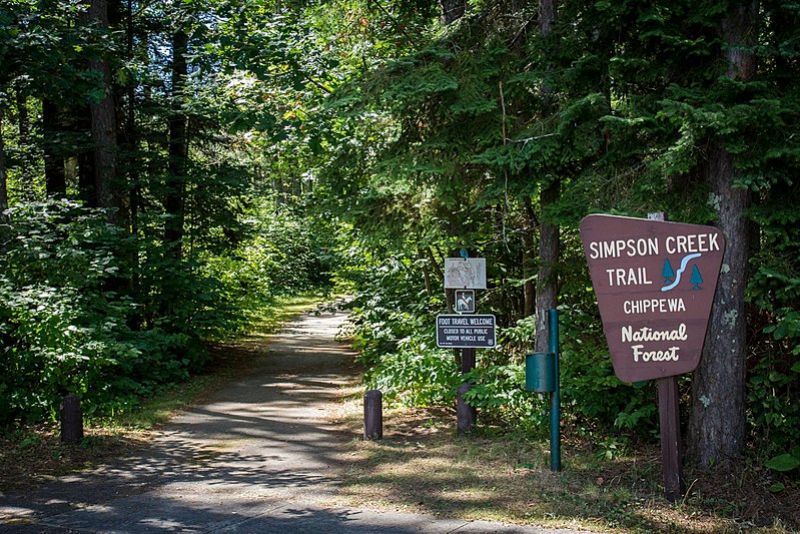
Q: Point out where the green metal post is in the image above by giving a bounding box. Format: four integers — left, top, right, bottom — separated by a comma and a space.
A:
548, 308, 561, 471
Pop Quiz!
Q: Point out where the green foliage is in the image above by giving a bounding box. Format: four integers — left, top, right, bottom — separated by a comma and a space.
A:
464, 361, 539, 432
343, 240, 658, 437
319, 0, 800, 453
0, 196, 331, 425
2, 0, 799, 465
345, 253, 458, 406
0, 201, 137, 422
765, 453, 800, 473
746, 182, 800, 450
0, 0, 343, 425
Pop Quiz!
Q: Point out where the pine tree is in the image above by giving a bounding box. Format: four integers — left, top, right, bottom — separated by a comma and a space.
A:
0, 103, 6, 217
534, 0, 561, 355
689, 0, 759, 467
86, 0, 118, 214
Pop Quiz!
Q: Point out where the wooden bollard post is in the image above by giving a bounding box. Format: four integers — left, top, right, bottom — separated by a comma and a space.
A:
456, 383, 476, 434
60, 394, 84, 444
364, 390, 383, 440
456, 348, 477, 434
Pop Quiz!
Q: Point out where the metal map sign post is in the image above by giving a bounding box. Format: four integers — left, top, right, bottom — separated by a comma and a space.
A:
580, 213, 725, 502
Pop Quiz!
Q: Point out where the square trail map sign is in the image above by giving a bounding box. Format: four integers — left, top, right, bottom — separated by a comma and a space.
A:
579, 215, 726, 382
444, 258, 487, 289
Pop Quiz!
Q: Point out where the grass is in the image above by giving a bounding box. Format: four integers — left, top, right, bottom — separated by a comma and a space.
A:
328, 404, 799, 533
0, 291, 327, 494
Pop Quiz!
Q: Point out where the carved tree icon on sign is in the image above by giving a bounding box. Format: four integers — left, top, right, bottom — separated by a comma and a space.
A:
690, 264, 703, 290
662, 257, 675, 284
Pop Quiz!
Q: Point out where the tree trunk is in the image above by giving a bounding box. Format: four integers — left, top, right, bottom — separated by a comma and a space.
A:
67, 102, 97, 206
688, 0, 758, 467
419, 249, 432, 297
164, 27, 188, 261
15, 82, 29, 146
87, 0, 119, 213
42, 100, 67, 198
13, 82, 33, 191
78, 148, 97, 206
426, 247, 444, 281
538, 0, 557, 35
534, 0, 560, 353
439, 0, 465, 25
535, 182, 559, 352
0, 105, 8, 216
125, 0, 141, 309
522, 197, 536, 317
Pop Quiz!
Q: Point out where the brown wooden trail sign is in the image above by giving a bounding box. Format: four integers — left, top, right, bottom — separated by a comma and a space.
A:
579, 214, 726, 383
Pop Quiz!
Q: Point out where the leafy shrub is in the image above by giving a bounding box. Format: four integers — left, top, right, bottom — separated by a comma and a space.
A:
0, 199, 335, 425
0, 201, 135, 422
343, 246, 660, 438
746, 198, 800, 452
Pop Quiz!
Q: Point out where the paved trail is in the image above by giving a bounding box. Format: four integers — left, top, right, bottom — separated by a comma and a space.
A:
1, 310, 587, 533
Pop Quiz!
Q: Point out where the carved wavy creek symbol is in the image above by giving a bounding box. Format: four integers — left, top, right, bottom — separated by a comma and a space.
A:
661, 253, 702, 292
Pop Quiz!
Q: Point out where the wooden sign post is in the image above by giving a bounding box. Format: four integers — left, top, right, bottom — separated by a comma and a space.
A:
648, 213, 683, 502
579, 213, 725, 502
442, 254, 490, 433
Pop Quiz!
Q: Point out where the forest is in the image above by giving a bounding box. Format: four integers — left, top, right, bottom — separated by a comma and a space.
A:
1, 0, 799, 493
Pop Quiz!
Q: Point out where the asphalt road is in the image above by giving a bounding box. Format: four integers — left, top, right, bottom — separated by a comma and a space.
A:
0, 310, 590, 534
